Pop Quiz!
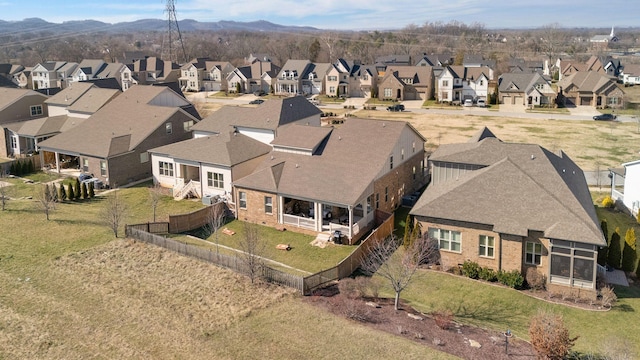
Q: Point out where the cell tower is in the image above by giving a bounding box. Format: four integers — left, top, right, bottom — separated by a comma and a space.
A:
161, 0, 188, 64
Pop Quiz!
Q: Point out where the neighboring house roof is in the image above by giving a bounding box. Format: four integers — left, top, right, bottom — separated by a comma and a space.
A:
558, 71, 619, 93
622, 64, 640, 76
270, 125, 332, 153
411, 131, 604, 246
76, 59, 107, 77
5, 115, 85, 137
447, 66, 490, 81
45, 82, 94, 106
375, 55, 412, 66
498, 73, 553, 94
0, 88, 47, 111
192, 96, 322, 134
235, 118, 422, 206
38, 85, 196, 158
150, 130, 271, 167
385, 66, 433, 87
66, 88, 121, 115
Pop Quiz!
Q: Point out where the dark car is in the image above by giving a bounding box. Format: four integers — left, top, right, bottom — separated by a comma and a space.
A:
253, 90, 266, 96
593, 113, 616, 121
387, 104, 405, 112
249, 99, 264, 105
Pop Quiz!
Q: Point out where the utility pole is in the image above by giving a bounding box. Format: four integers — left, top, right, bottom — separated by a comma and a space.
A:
161, 0, 188, 64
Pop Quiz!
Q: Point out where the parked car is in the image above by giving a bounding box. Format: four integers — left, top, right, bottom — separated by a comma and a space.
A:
81, 177, 103, 189
387, 104, 405, 112
463, 99, 473, 107
593, 113, 616, 121
78, 173, 93, 181
253, 90, 266, 96
476, 99, 486, 107
249, 99, 264, 105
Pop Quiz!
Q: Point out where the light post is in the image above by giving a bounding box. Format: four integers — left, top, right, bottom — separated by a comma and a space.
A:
504, 329, 512, 354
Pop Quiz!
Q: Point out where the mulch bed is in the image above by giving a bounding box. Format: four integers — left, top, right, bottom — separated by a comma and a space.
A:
304, 285, 537, 360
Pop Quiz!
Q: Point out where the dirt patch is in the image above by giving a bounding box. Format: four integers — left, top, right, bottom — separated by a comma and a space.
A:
305, 285, 537, 360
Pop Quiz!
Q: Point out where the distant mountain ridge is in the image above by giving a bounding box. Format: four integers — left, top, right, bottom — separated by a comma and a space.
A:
0, 18, 320, 34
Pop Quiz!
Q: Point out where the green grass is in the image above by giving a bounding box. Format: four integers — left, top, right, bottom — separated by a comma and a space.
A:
597, 206, 640, 240
192, 219, 354, 273
391, 270, 640, 356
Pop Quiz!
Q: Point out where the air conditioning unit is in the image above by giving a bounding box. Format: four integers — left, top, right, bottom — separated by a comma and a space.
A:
202, 195, 213, 205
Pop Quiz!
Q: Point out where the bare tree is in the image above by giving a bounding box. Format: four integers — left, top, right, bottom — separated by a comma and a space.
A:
0, 173, 11, 211
34, 183, 56, 220
100, 190, 128, 238
238, 222, 265, 284
360, 233, 439, 310
202, 202, 226, 254
149, 184, 163, 222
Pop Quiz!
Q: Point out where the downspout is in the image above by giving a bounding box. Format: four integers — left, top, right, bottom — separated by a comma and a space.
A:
498, 235, 503, 271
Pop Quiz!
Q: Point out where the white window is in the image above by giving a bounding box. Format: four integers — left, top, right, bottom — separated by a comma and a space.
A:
384, 88, 392, 97
429, 228, 461, 252
183, 120, 194, 131
239, 191, 247, 209
207, 172, 224, 188
363, 75, 368, 80
264, 196, 273, 214
329, 86, 336, 93
442, 80, 449, 87
159, 161, 174, 177
328, 75, 337, 81
480, 80, 484, 86
140, 152, 149, 163
526, 242, 543, 265
165, 122, 172, 134
30, 105, 43, 117
83, 158, 89, 172
100, 160, 107, 176
479, 235, 495, 258
401, 148, 404, 160
10, 136, 17, 149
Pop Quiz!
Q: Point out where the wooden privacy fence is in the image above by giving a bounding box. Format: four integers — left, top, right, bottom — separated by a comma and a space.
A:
168, 202, 225, 234
125, 209, 395, 295
125, 227, 305, 292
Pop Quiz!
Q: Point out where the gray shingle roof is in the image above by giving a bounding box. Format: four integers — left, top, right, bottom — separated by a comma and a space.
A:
411, 135, 604, 245
149, 131, 271, 167
0, 88, 46, 111
66, 88, 120, 115
45, 82, 94, 106
5, 115, 85, 137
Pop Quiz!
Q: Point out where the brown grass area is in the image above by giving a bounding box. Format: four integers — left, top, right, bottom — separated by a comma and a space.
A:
355, 111, 640, 170
0, 239, 294, 359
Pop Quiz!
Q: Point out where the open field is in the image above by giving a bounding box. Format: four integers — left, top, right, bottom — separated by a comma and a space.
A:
352, 109, 640, 171
0, 183, 454, 359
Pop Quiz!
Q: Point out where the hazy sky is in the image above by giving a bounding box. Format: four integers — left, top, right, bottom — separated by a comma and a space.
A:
0, 0, 636, 30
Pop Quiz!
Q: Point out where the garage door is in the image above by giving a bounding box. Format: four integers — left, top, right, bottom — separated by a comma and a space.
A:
513, 96, 523, 105
580, 97, 592, 106
502, 96, 511, 105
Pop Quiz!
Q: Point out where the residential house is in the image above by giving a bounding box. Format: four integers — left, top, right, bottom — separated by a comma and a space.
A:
31, 61, 78, 90
306, 62, 331, 95
69, 60, 134, 92
590, 27, 618, 46
463, 54, 496, 70
38, 85, 199, 187
14, 67, 32, 89
325, 59, 376, 98
508, 59, 545, 74
274, 60, 314, 96
411, 128, 605, 296
558, 56, 605, 80
557, 71, 624, 108
378, 66, 434, 101
0, 88, 49, 156
150, 96, 322, 200
375, 55, 412, 67
498, 72, 556, 107
0, 64, 24, 88
603, 58, 623, 78
610, 159, 640, 218
227, 59, 282, 95
416, 53, 453, 67
130, 57, 180, 86
179, 58, 211, 92
234, 118, 428, 243
202, 61, 235, 92
619, 64, 640, 86
437, 66, 491, 103
45, 82, 120, 117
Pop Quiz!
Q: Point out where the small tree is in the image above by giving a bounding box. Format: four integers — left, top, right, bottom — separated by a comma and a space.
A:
529, 310, 578, 360
622, 228, 637, 272
238, 222, 265, 284
81, 182, 88, 200
88, 182, 95, 198
59, 182, 67, 201
100, 190, 128, 238
0, 174, 10, 211
202, 202, 226, 255
74, 178, 81, 200
149, 184, 163, 222
51, 183, 58, 203
34, 183, 56, 220
67, 183, 75, 201
360, 233, 439, 310
608, 228, 622, 269
598, 220, 609, 266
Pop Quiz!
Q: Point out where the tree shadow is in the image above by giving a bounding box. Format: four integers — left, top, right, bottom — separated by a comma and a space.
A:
447, 298, 527, 324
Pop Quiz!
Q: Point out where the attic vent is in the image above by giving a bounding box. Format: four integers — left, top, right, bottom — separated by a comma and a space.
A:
531, 155, 535, 160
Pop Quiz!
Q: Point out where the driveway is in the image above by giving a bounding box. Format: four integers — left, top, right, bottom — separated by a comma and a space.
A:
567, 105, 600, 117
400, 100, 424, 110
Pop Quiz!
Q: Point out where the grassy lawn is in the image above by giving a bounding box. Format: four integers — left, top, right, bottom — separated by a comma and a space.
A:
0, 182, 454, 359
596, 206, 640, 239
525, 107, 570, 114
393, 270, 640, 356
189, 219, 354, 274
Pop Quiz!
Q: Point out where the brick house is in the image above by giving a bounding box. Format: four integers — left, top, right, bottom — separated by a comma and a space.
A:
378, 66, 434, 101
234, 118, 428, 243
411, 128, 605, 296
38, 85, 199, 187
498, 72, 556, 108
557, 71, 624, 108
0, 88, 49, 157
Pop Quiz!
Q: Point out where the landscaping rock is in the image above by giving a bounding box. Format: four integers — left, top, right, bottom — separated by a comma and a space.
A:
469, 339, 482, 348
365, 301, 381, 308
407, 313, 423, 320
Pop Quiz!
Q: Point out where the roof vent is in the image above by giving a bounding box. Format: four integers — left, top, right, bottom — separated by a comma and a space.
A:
338, 136, 341, 140
295, 164, 299, 168
531, 154, 535, 160
382, 123, 385, 127
270, 155, 274, 160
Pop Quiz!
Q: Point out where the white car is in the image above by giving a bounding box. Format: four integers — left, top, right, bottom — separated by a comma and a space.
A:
463, 99, 473, 107
476, 99, 486, 107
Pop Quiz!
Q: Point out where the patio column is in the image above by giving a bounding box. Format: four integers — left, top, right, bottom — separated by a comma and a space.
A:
315, 202, 322, 232
278, 196, 284, 224
348, 205, 353, 241
54, 152, 60, 173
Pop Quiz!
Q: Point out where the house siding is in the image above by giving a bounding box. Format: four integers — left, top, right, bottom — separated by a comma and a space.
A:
373, 151, 426, 212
